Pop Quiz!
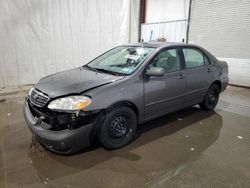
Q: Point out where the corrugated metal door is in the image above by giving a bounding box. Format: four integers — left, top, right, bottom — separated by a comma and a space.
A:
188, 0, 250, 87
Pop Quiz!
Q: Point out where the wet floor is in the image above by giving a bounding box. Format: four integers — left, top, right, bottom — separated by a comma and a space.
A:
0, 86, 250, 188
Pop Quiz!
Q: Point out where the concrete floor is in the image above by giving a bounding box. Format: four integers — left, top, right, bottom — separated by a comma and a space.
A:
0, 86, 250, 188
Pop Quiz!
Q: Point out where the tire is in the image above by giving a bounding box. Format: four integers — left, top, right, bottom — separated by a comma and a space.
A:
98, 106, 137, 150
200, 84, 220, 111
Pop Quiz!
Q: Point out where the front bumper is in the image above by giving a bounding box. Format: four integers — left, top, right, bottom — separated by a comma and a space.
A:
24, 99, 96, 154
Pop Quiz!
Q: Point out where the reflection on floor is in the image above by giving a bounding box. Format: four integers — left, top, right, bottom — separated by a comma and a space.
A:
0, 86, 250, 188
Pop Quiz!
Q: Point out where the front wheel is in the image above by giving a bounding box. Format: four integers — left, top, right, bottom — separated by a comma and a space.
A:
200, 84, 220, 111
98, 106, 137, 150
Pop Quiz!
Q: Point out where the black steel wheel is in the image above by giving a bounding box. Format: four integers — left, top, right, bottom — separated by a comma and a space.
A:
98, 106, 137, 149
200, 84, 220, 111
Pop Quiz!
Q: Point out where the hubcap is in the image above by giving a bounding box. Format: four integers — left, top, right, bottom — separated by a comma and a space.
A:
109, 115, 128, 139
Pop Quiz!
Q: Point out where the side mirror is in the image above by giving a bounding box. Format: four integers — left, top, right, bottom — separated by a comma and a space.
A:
146, 67, 165, 76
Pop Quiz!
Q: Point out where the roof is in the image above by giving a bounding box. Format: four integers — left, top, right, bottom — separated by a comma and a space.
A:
127, 41, 192, 48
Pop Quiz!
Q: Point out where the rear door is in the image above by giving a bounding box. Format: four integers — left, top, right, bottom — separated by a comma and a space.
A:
181, 47, 214, 105
144, 47, 186, 119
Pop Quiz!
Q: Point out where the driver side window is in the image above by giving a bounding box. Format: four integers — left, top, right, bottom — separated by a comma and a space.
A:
151, 48, 181, 73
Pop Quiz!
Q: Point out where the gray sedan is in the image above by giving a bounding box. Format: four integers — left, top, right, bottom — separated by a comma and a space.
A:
24, 42, 228, 154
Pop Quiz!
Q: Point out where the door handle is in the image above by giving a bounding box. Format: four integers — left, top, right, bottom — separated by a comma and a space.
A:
178, 74, 185, 79
207, 68, 211, 72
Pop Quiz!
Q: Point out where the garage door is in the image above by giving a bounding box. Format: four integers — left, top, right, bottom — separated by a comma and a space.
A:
188, 0, 250, 87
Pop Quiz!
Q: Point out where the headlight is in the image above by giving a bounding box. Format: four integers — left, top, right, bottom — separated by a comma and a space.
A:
48, 96, 91, 111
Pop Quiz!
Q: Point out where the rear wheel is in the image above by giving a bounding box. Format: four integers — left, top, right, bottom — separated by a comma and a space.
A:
200, 84, 220, 111
98, 106, 137, 149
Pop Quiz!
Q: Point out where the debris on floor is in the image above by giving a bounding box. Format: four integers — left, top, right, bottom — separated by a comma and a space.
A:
30, 140, 46, 153
190, 147, 195, 151
177, 118, 183, 121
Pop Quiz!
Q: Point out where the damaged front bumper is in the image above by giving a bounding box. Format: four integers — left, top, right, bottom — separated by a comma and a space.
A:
23, 98, 102, 154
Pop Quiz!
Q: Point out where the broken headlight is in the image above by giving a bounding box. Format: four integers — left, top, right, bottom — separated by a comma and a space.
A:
48, 96, 91, 112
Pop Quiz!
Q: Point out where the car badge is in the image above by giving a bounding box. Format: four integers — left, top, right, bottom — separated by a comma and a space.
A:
33, 94, 39, 99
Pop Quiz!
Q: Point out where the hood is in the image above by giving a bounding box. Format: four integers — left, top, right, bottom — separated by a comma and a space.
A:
35, 67, 124, 98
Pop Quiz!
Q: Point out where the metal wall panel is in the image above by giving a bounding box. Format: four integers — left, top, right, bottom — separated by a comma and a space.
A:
141, 20, 187, 42
141, 0, 189, 42
189, 0, 250, 87
145, 0, 190, 23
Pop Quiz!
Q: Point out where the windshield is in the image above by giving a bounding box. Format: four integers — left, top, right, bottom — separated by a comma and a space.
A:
86, 46, 155, 75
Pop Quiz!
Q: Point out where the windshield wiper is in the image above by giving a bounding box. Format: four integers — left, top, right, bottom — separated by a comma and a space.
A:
84, 65, 98, 72
84, 65, 126, 76
94, 68, 126, 76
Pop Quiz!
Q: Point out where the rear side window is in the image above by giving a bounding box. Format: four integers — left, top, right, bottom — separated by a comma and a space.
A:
182, 48, 207, 68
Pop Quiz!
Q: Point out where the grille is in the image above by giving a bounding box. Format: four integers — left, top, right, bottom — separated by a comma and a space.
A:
29, 88, 50, 107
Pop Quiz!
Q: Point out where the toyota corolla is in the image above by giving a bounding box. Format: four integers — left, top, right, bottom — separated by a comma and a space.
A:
24, 42, 228, 154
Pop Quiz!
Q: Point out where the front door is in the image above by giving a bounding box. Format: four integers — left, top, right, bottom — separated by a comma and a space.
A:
144, 48, 186, 120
